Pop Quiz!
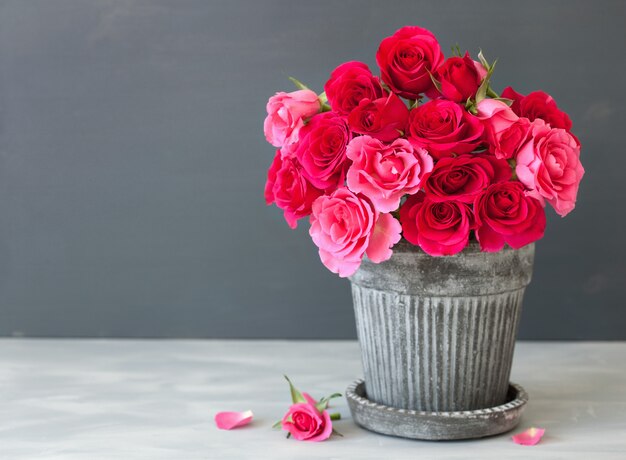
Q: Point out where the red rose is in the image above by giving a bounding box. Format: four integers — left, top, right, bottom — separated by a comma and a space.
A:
501, 87, 573, 132
399, 192, 474, 256
324, 61, 386, 115
376, 26, 444, 99
423, 154, 511, 203
347, 93, 409, 142
431, 52, 487, 102
474, 181, 546, 252
295, 112, 352, 191
265, 149, 323, 229
407, 99, 484, 159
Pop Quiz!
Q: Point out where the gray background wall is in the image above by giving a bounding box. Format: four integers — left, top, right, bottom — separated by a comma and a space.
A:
0, 0, 623, 339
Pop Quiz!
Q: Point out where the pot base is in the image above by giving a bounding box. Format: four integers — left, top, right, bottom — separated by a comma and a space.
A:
346, 379, 528, 441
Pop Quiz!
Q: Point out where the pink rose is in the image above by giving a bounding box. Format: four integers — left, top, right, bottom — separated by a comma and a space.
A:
264, 90, 321, 147
399, 192, 474, 256
347, 93, 409, 142
407, 99, 484, 159
346, 136, 433, 212
423, 154, 511, 203
376, 26, 445, 99
493, 118, 533, 160
474, 181, 546, 251
265, 150, 323, 229
281, 392, 333, 442
430, 52, 487, 102
309, 188, 401, 277
324, 61, 386, 115
515, 119, 584, 217
296, 112, 352, 191
501, 87, 573, 132
477, 98, 532, 159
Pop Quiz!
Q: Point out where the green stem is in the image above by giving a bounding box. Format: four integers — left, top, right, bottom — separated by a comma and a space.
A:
330, 412, 341, 421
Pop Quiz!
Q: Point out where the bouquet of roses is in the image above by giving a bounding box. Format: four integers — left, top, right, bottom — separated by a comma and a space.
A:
263, 25, 584, 277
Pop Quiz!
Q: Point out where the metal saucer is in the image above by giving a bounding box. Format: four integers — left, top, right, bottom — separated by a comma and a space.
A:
346, 379, 528, 441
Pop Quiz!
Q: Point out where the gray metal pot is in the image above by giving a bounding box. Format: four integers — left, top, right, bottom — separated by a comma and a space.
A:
349, 240, 535, 412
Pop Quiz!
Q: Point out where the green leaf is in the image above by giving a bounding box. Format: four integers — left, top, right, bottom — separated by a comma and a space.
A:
284, 375, 306, 404
508, 158, 518, 180
486, 86, 500, 99
318, 91, 328, 104
492, 96, 513, 106
407, 98, 420, 110
475, 59, 497, 105
426, 70, 442, 93
288, 76, 309, 91
477, 49, 490, 71
451, 44, 462, 57
272, 420, 283, 429
315, 393, 342, 412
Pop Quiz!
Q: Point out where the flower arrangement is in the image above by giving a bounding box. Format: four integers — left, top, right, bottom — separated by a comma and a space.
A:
263, 25, 584, 277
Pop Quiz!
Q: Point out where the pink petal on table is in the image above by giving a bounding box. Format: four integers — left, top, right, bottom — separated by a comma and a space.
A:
215, 410, 254, 430
512, 427, 545, 446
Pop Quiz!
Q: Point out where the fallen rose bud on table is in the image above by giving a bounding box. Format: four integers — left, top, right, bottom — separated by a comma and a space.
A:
273, 375, 342, 442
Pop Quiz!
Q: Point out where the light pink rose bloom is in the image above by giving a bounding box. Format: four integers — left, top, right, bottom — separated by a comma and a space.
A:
309, 188, 401, 277
263, 90, 321, 147
346, 136, 433, 212
477, 98, 531, 159
515, 119, 584, 217
281, 393, 333, 442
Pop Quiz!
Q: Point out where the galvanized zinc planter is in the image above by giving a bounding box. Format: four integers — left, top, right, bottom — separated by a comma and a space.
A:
347, 240, 535, 439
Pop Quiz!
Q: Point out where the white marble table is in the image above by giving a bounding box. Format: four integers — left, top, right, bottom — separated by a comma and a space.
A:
0, 340, 624, 459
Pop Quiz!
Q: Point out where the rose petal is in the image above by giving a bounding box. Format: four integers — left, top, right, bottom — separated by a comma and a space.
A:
215, 410, 254, 430
366, 213, 401, 263
512, 427, 545, 446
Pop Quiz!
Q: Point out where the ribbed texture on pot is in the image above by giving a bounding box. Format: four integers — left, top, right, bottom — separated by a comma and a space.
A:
350, 241, 534, 412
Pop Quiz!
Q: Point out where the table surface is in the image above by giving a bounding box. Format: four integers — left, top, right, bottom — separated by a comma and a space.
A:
0, 340, 625, 459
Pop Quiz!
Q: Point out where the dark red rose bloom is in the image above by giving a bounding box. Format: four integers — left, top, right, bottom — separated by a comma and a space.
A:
407, 99, 484, 158
265, 149, 323, 229
501, 87, 573, 132
295, 112, 352, 191
324, 61, 386, 115
399, 192, 474, 256
376, 26, 445, 99
474, 181, 546, 252
347, 93, 409, 142
423, 154, 511, 203
431, 52, 487, 102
